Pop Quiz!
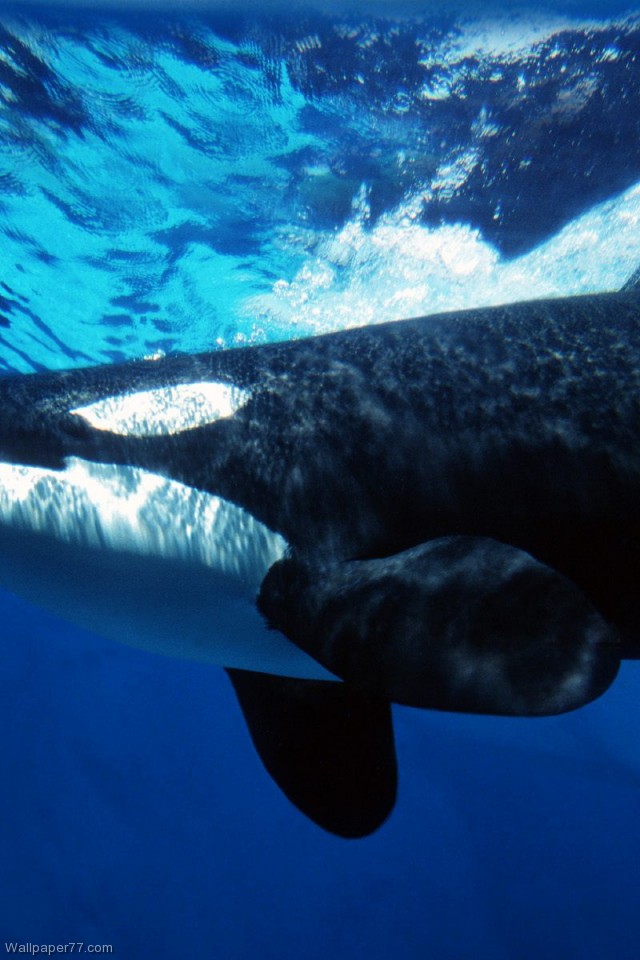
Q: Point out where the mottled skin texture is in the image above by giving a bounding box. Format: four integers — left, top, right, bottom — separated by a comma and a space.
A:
258, 537, 620, 716
1, 289, 638, 836
2, 290, 639, 642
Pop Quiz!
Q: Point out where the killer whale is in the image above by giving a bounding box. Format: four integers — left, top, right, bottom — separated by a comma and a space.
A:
0, 278, 639, 836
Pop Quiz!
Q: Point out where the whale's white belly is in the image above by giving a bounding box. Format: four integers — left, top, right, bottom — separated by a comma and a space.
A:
0, 458, 335, 680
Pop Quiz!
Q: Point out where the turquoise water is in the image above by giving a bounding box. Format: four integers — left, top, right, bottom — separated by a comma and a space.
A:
1, 4, 640, 959
3, 4, 640, 373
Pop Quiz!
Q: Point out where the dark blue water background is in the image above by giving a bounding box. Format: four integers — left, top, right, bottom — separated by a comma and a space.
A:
1, 3, 639, 957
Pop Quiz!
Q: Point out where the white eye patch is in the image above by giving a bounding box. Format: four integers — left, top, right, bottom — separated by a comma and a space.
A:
71, 381, 251, 437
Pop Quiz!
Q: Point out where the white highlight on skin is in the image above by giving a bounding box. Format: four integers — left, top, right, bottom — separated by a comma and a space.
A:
0, 457, 336, 678
71, 381, 251, 437
0, 457, 281, 588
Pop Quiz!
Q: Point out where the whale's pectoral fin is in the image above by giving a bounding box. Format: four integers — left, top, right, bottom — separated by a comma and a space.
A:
258, 536, 621, 718
226, 669, 397, 838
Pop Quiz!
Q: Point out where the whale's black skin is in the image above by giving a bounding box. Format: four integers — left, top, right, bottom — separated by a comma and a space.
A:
3, 289, 639, 635
0, 287, 639, 836
258, 537, 620, 718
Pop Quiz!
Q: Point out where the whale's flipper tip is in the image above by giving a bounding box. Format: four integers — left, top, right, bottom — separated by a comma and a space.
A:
226, 669, 397, 838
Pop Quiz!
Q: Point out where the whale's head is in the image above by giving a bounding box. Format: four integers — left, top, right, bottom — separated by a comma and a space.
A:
0, 371, 333, 680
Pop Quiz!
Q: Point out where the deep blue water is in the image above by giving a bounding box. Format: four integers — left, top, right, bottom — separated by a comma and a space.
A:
1, 3, 640, 958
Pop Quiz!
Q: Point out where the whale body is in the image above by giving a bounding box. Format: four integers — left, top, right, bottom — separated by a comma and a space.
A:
0, 282, 639, 836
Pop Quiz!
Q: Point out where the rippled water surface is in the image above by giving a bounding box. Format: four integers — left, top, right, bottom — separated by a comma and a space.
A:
1, 4, 640, 959
2, 5, 640, 372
